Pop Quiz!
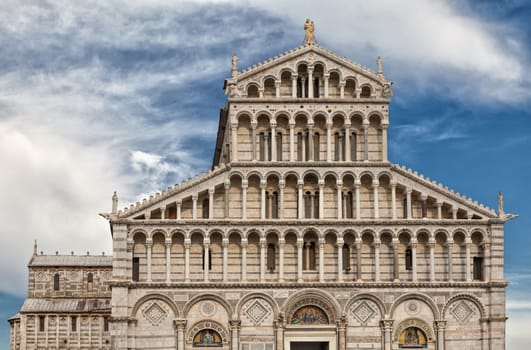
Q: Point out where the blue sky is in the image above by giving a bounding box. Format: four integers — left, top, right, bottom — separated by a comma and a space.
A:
0, 0, 530, 348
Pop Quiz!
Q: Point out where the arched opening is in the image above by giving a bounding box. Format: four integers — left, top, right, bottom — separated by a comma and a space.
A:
263, 77, 276, 97
247, 84, 259, 98
360, 85, 371, 97
280, 71, 292, 97
303, 231, 319, 271
344, 78, 356, 98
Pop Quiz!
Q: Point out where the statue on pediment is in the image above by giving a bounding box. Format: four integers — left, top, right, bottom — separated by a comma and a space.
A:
304, 19, 316, 45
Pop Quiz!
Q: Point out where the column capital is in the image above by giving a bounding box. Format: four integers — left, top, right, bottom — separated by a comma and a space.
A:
434, 320, 447, 330
192, 194, 198, 201
354, 179, 361, 188
410, 241, 418, 249
336, 238, 344, 247
176, 199, 182, 206
318, 238, 325, 247
165, 238, 172, 246
184, 239, 191, 248
270, 120, 277, 128
336, 180, 343, 187
250, 121, 257, 128
296, 239, 304, 249
203, 238, 211, 246
373, 242, 381, 249
279, 179, 286, 189
229, 320, 241, 329
241, 180, 249, 189
174, 319, 187, 330
297, 180, 304, 188
420, 194, 428, 201
260, 238, 267, 248
145, 239, 153, 247
390, 180, 397, 188
372, 179, 379, 188
241, 238, 248, 248
224, 181, 231, 190
208, 188, 215, 195
406, 187, 413, 195
451, 207, 458, 214
278, 238, 286, 246
275, 81, 281, 87
436, 200, 443, 207
380, 319, 394, 330
222, 238, 229, 248
260, 180, 267, 189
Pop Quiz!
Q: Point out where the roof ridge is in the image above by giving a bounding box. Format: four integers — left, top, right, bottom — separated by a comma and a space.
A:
391, 163, 496, 216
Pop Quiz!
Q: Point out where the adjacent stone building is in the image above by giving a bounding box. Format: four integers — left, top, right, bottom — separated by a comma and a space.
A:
10, 23, 511, 350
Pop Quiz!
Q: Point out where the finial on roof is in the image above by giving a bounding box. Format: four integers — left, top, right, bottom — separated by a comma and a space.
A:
377, 56, 383, 76
304, 18, 316, 45
498, 192, 504, 217
112, 191, 118, 214
231, 53, 238, 77
33, 240, 37, 256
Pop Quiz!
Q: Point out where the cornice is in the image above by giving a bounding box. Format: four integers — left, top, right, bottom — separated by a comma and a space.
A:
108, 281, 508, 289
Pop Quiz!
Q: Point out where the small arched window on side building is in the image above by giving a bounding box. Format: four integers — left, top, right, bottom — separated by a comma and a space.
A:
267, 244, 276, 272
342, 244, 351, 271
360, 86, 371, 97
87, 272, 93, 283
202, 199, 209, 219
53, 273, 60, 291
405, 248, 413, 271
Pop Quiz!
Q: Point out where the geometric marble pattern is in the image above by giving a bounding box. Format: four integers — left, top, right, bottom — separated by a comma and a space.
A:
351, 300, 377, 325
244, 299, 269, 325
143, 302, 168, 326
450, 300, 475, 324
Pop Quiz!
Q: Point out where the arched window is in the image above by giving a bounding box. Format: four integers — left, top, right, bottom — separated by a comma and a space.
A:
297, 78, 303, 98
202, 248, 212, 270
71, 316, 77, 332
313, 78, 320, 97
360, 86, 371, 97
405, 248, 413, 270
334, 132, 345, 161
345, 191, 354, 218
132, 257, 140, 281
247, 85, 259, 97
276, 132, 283, 161
267, 243, 276, 271
473, 256, 484, 280
259, 132, 265, 161
53, 273, 60, 291
202, 199, 209, 219
403, 198, 408, 218
272, 192, 279, 219
87, 272, 93, 283
304, 192, 312, 218
342, 244, 351, 271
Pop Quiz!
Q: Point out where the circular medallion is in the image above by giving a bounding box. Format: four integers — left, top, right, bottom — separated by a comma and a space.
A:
405, 301, 420, 315
201, 301, 216, 317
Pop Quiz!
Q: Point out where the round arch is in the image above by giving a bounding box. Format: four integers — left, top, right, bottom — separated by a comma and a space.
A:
183, 293, 233, 319
132, 293, 179, 318
389, 293, 440, 319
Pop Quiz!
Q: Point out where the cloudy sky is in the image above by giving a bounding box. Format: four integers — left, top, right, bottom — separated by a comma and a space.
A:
1, 0, 530, 347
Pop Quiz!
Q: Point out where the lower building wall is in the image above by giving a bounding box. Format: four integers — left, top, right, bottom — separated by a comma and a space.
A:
107, 287, 505, 350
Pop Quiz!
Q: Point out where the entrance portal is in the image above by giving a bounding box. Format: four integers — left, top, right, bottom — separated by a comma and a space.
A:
290, 342, 329, 350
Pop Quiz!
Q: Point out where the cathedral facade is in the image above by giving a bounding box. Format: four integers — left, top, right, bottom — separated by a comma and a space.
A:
10, 26, 510, 350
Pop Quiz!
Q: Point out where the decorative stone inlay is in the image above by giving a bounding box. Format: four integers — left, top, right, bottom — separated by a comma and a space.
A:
68, 271, 80, 280
244, 299, 269, 325
405, 301, 420, 315
450, 300, 475, 324
351, 300, 376, 325
143, 302, 168, 326
201, 301, 216, 317
35, 271, 48, 281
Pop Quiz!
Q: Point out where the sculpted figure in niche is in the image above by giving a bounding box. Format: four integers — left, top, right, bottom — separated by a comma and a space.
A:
304, 19, 316, 44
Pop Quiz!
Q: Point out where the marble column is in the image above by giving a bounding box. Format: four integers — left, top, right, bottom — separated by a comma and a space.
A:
484, 242, 491, 281
271, 123, 277, 161
465, 239, 472, 281
429, 240, 435, 281
165, 238, 172, 283
184, 239, 191, 282
275, 320, 285, 350
231, 125, 238, 162
297, 239, 304, 282
242, 180, 248, 220
345, 125, 351, 162
391, 182, 397, 219
260, 238, 266, 282
452, 207, 458, 220
393, 241, 399, 281
308, 125, 314, 161
447, 242, 453, 282
192, 194, 198, 220
337, 180, 343, 219
208, 188, 215, 219
251, 122, 257, 162
324, 74, 329, 97
436, 201, 443, 219
229, 320, 241, 350
203, 239, 210, 282
318, 182, 324, 219
356, 242, 362, 281
241, 239, 248, 282
381, 320, 394, 350
326, 123, 332, 162
411, 241, 418, 282
406, 188, 412, 219
161, 205, 166, 220
175, 320, 187, 350
224, 181, 230, 218
289, 123, 295, 161
382, 123, 388, 162
355, 181, 361, 219
434, 320, 446, 350
374, 242, 381, 281
222, 238, 229, 282
279, 180, 285, 219
298, 181, 304, 219
260, 180, 267, 219
337, 239, 344, 282
291, 76, 297, 98
373, 179, 380, 219
275, 81, 281, 98
278, 238, 285, 282
337, 320, 347, 350
339, 82, 345, 98
176, 200, 182, 220
146, 239, 152, 282
319, 238, 325, 282
420, 194, 428, 219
